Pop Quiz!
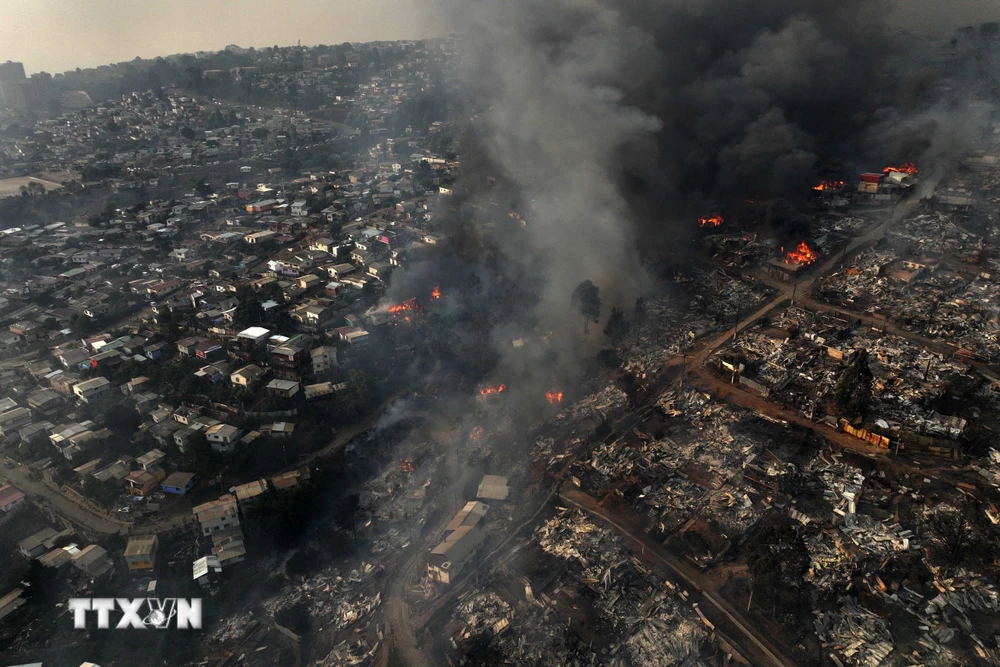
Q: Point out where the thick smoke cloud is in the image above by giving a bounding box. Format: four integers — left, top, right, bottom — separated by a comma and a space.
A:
394, 0, 994, 420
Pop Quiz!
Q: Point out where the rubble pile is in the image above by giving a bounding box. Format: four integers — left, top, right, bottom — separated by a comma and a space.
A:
453, 591, 512, 643
263, 562, 383, 635
209, 610, 256, 644
814, 597, 894, 667
533, 510, 723, 665
805, 531, 854, 588
623, 591, 715, 666
866, 568, 1000, 663
320, 638, 379, 666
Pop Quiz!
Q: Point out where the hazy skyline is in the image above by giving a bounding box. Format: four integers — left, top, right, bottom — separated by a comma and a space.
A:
0, 0, 996, 76
0, 0, 436, 75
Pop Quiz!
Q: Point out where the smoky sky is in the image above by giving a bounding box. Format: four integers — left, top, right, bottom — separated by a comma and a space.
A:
391, 0, 994, 417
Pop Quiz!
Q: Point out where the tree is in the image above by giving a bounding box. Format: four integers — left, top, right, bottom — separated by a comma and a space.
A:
926, 500, 994, 568
251, 127, 269, 141
745, 525, 810, 611
571, 280, 601, 333
232, 296, 263, 327
833, 349, 873, 417
328, 220, 343, 238
179, 126, 196, 140
195, 179, 214, 197
603, 306, 630, 342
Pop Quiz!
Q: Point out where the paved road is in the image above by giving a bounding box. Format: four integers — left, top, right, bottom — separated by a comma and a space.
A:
560, 489, 794, 667
0, 462, 130, 535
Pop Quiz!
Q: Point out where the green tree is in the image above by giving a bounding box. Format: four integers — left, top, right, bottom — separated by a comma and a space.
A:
833, 349, 873, 417
179, 126, 196, 140
603, 306, 630, 342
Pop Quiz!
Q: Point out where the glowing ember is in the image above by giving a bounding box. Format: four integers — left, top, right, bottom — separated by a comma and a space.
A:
883, 162, 918, 175
399, 459, 414, 473
812, 180, 845, 192
782, 241, 818, 266
479, 384, 507, 396
388, 297, 418, 314
546, 391, 564, 404
431, 285, 441, 299
699, 214, 724, 227
470, 426, 484, 441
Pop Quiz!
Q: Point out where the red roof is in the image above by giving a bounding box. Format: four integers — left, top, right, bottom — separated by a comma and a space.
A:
860, 173, 884, 183
0, 484, 25, 507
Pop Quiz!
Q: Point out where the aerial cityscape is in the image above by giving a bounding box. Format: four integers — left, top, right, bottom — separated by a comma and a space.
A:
0, 1, 999, 666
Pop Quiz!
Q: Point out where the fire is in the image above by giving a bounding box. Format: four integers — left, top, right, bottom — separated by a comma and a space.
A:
388, 297, 418, 314
399, 459, 414, 473
812, 180, 845, 192
883, 162, 918, 175
431, 285, 441, 300
546, 391, 564, 404
470, 426, 484, 441
782, 241, 818, 266
699, 214, 724, 228
479, 384, 507, 396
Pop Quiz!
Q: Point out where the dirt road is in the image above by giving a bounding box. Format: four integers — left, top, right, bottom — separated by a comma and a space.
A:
0, 462, 130, 535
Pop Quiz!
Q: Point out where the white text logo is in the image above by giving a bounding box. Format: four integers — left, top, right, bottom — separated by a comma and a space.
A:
68, 598, 202, 630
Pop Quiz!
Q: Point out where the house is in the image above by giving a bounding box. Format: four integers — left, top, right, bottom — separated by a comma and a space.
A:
26, 388, 62, 414
124, 534, 158, 571
73, 376, 112, 403
161, 472, 198, 495
263, 421, 295, 438
427, 526, 485, 585
236, 326, 271, 349
175, 336, 207, 356
193, 496, 240, 536
18, 527, 64, 558
56, 347, 91, 368
0, 407, 33, 436
477, 475, 510, 501
126, 468, 166, 497
194, 340, 225, 361
10, 321, 44, 342
445, 501, 490, 533
206, 424, 242, 454
38, 545, 74, 569
71, 544, 114, 578
144, 341, 172, 361
298, 274, 322, 290
51, 372, 81, 395
232, 479, 268, 503
230, 364, 265, 389
173, 425, 200, 452
244, 230, 278, 244
122, 376, 150, 395
136, 449, 166, 470
193, 554, 223, 588
0, 588, 25, 622
195, 364, 226, 383
266, 379, 300, 398
89, 349, 123, 369
327, 263, 356, 280
212, 528, 247, 566
290, 199, 310, 217
0, 485, 25, 512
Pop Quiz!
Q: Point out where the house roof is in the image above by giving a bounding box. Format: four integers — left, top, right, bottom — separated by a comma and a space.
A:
445, 501, 490, 532
162, 472, 197, 488
429, 526, 485, 565
232, 479, 268, 501
124, 535, 157, 558
0, 484, 25, 507
477, 475, 510, 501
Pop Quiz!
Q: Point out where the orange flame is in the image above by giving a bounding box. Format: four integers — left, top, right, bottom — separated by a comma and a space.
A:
883, 162, 918, 175
388, 297, 418, 314
812, 180, 845, 192
431, 285, 441, 299
546, 391, 564, 404
470, 426, 483, 441
399, 459, 414, 473
782, 241, 818, 266
699, 214, 724, 228
479, 384, 507, 396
